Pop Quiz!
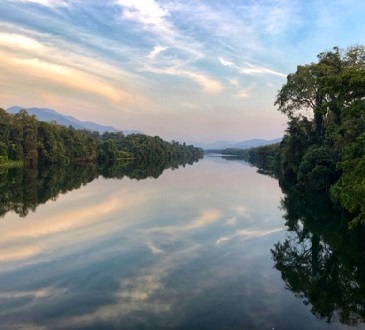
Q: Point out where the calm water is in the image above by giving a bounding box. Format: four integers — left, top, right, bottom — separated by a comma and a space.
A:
0, 157, 364, 329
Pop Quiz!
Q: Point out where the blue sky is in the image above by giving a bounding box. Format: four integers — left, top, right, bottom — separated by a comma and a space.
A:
1, 0, 365, 143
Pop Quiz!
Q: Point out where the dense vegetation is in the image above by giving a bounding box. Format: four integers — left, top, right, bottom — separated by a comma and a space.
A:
0, 108, 203, 167
247, 45, 365, 227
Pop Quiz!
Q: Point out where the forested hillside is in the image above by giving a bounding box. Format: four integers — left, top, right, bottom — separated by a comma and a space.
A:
248, 45, 365, 227
0, 108, 203, 167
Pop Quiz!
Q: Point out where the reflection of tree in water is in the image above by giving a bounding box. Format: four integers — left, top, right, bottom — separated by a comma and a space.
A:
0, 156, 201, 218
271, 184, 365, 325
99, 156, 199, 180
0, 165, 99, 218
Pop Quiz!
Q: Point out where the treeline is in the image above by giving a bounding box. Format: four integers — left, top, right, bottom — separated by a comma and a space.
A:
0, 108, 203, 167
204, 148, 250, 158
247, 45, 365, 227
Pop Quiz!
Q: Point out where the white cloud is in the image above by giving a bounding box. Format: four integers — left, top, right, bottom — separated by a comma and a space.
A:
219, 58, 234, 68
116, 0, 169, 28
115, 0, 205, 60
0, 24, 154, 112
10, 0, 68, 7
147, 45, 168, 59
220, 57, 285, 78
142, 62, 223, 94
183, 71, 223, 93
219, 58, 286, 78
0, 32, 43, 50
239, 0, 300, 36
0, 0, 336, 142
240, 62, 286, 77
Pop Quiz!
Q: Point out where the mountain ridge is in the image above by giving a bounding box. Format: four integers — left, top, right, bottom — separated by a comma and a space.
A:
6, 106, 282, 148
6, 106, 142, 135
192, 138, 282, 150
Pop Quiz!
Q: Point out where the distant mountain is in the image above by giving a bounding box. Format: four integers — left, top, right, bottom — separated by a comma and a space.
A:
191, 140, 238, 150
194, 138, 282, 150
227, 138, 282, 149
6, 106, 142, 135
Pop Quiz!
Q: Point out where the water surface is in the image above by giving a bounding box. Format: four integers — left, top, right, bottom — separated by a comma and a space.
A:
0, 157, 363, 329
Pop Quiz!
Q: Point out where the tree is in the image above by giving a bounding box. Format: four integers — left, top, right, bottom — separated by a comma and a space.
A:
297, 145, 339, 191
269, 45, 365, 226
14, 110, 39, 166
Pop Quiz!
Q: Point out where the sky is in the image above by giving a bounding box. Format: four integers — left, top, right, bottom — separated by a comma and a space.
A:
1, 0, 365, 143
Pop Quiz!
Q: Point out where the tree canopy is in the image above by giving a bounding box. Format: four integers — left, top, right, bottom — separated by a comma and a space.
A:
247, 45, 365, 227
0, 108, 204, 167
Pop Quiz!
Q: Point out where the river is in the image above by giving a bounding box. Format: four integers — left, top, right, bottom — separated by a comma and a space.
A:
0, 156, 364, 329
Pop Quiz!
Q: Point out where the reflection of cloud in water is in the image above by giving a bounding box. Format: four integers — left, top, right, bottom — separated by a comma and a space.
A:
235, 205, 251, 219
0, 158, 288, 328
0, 245, 42, 262
147, 209, 221, 235
0, 287, 67, 299
62, 241, 201, 328
2, 197, 120, 240
226, 216, 237, 225
0, 180, 149, 270
216, 227, 282, 245
53, 196, 280, 327
146, 241, 165, 254
187, 209, 221, 230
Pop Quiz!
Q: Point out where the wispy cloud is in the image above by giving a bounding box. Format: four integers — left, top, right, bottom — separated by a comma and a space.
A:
142, 61, 223, 93
1, 0, 361, 141
236, 0, 301, 36
116, 0, 169, 28
0, 22, 153, 113
219, 57, 285, 78
147, 45, 168, 59
0, 32, 43, 50
9, 0, 68, 7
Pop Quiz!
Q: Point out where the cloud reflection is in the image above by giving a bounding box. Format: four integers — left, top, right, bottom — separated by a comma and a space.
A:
0, 158, 286, 328
0, 287, 66, 299
0, 179, 149, 270
216, 227, 282, 245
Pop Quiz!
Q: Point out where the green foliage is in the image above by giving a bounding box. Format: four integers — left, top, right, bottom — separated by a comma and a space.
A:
245, 45, 365, 227
331, 156, 365, 227
253, 45, 365, 227
297, 145, 339, 190
0, 109, 203, 168
98, 139, 131, 162
99, 133, 203, 163
247, 143, 281, 176
221, 148, 250, 158
0, 141, 8, 163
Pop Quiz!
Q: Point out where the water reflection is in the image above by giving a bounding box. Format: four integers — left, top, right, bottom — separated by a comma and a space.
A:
271, 183, 365, 325
0, 157, 200, 219
0, 157, 361, 329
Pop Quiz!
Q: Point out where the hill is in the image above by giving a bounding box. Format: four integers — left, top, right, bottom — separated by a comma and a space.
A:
194, 138, 282, 150
6, 106, 142, 135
